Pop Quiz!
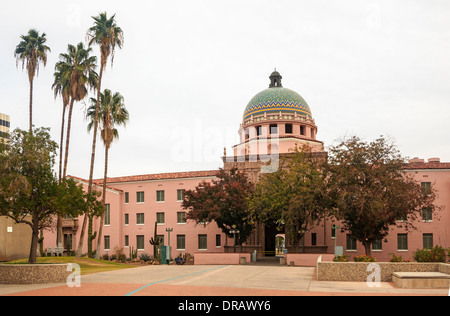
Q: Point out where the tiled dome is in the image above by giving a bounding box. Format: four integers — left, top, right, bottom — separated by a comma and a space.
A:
243, 86, 312, 121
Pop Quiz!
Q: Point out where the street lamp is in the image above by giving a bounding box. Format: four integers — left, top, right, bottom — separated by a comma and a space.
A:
230, 225, 240, 253
166, 228, 173, 260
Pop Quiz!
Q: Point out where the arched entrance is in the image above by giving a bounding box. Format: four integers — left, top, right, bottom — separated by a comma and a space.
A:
264, 222, 285, 256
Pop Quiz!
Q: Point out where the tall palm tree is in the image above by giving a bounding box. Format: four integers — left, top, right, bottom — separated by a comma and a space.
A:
14, 29, 51, 132
86, 90, 129, 259
76, 12, 124, 258
52, 43, 98, 248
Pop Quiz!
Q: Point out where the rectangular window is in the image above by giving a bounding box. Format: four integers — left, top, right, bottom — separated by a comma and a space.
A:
346, 234, 356, 251
64, 234, 73, 250
104, 236, 110, 251
372, 239, 382, 251
177, 189, 185, 202
136, 213, 145, 225
104, 204, 110, 225
125, 213, 129, 225
331, 224, 336, 239
136, 235, 144, 250
300, 125, 305, 135
177, 212, 186, 224
423, 233, 433, 249
177, 235, 186, 250
157, 212, 165, 224
125, 192, 129, 204
421, 182, 431, 195
137, 191, 145, 203
397, 234, 408, 251
157, 190, 165, 202
216, 234, 221, 247
422, 207, 432, 221
285, 124, 293, 134
256, 125, 262, 136
270, 124, 278, 134
311, 233, 317, 246
125, 235, 129, 247
198, 234, 207, 250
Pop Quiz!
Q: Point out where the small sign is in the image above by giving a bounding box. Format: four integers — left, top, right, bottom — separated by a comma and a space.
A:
7, 227, 13, 233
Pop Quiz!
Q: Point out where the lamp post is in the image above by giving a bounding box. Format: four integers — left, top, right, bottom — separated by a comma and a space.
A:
166, 228, 173, 260
230, 225, 240, 253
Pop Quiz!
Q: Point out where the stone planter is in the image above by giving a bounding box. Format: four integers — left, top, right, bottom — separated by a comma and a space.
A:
0, 264, 71, 284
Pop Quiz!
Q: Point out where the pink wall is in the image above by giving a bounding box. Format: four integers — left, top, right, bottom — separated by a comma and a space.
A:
194, 252, 251, 265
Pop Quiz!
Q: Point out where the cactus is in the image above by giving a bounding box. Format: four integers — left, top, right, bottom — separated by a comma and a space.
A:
149, 221, 162, 261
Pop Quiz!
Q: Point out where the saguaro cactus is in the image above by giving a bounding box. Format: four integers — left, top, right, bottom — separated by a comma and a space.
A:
149, 221, 162, 261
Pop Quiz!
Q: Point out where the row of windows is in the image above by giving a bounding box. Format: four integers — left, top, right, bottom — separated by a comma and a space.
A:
125, 189, 185, 204
341, 233, 435, 251
245, 124, 314, 139
103, 206, 186, 226
103, 234, 222, 251
0, 119, 10, 128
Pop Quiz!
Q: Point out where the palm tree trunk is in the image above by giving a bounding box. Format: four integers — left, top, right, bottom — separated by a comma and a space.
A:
29, 78, 33, 132
95, 144, 109, 259
56, 102, 67, 248
76, 63, 104, 258
62, 98, 75, 179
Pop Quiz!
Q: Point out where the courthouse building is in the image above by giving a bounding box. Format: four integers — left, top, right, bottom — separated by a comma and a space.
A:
40, 71, 449, 262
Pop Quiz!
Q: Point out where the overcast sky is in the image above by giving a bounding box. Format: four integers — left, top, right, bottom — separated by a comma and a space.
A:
1, 0, 449, 179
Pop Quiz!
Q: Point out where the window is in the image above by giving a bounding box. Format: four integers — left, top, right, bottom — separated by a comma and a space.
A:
157, 190, 165, 202
270, 124, 278, 134
198, 234, 207, 250
177, 189, 185, 202
346, 234, 356, 251
331, 224, 336, 239
177, 235, 186, 250
311, 233, 317, 246
136, 213, 144, 225
137, 235, 144, 250
372, 239, 382, 251
216, 234, 221, 247
285, 124, 293, 134
421, 182, 431, 195
157, 212, 165, 224
104, 204, 110, 225
423, 233, 433, 249
245, 128, 250, 140
125, 213, 129, 225
177, 212, 186, 224
256, 126, 262, 136
300, 125, 305, 135
104, 236, 110, 251
422, 207, 432, 221
137, 191, 144, 203
397, 234, 408, 251
125, 192, 129, 204
64, 234, 73, 250
125, 235, 129, 247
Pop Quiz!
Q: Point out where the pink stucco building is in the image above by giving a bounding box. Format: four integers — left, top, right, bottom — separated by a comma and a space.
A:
43, 70, 449, 262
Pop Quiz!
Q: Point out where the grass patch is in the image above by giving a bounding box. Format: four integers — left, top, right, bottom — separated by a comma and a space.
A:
5, 257, 137, 275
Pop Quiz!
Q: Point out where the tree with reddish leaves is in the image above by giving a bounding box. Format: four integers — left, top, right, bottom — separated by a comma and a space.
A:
182, 168, 254, 252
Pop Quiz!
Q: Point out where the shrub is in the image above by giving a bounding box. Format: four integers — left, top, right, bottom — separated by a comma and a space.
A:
413, 246, 447, 262
333, 255, 349, 262
388, 253, 410, 262
353, 254, 376, 262
139, 253, 151, 262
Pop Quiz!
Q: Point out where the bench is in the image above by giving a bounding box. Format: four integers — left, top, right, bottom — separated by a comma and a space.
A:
46, 247, 64, 257
392, 272, 450, 289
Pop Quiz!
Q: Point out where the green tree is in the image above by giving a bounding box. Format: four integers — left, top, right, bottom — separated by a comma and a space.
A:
0, 128, 103, 264
249, 147, 330, 252
52, 43, 98, 247
76, 12, 124, 258
327, 136, 437, 256
182, 168, 254, 252
86, 89, 129, 259
14, 29, 51, 132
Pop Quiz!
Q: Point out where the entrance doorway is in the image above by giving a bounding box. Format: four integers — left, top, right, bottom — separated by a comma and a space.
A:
264, 223, 285, 256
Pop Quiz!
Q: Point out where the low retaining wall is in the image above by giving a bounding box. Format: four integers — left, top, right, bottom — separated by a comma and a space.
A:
285, 253, 335, 267
317, 262, 450, 282
0, 264, 71, 284
194, 253, 251, 265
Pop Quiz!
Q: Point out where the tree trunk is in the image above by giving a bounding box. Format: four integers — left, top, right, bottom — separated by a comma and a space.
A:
76, 62, 104, 258
94, 145, 109, 260
28, 212, 40, 264
364, 242, 372, 257
62, 98, 75, 179
29, 78, 33, 132
56, 102, 67, 248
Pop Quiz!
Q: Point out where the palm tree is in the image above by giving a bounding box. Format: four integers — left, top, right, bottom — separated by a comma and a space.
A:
14, 29, 51, 132
76, 12, 124, 258
52, 43, 98, 248
86, 90, 129, 259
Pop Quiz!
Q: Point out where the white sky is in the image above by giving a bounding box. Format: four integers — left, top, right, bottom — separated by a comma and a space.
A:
1, 0, 450, 179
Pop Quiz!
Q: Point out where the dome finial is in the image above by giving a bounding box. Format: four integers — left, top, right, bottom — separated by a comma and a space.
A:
269, 69, 282, 88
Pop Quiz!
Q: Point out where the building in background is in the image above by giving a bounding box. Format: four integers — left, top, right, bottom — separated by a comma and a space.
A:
0, 113, 10, 143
